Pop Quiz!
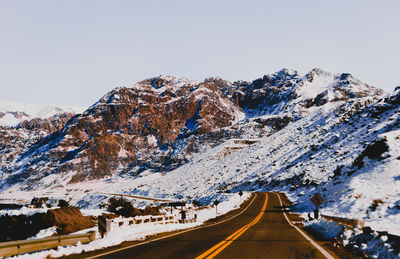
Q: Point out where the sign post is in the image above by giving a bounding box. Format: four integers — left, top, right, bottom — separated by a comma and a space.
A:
167, 201, 186, 215
238, 191, 243, 207
311, 193, 324, 219
98, 215, 111, 238
214, 200, 220, 215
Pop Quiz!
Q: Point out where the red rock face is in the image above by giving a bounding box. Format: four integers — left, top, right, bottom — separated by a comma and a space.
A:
17, 113, 77, 134
3, 76, 242, 185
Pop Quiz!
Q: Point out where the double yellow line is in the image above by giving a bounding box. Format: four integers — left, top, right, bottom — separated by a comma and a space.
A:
196, 193, 268, 259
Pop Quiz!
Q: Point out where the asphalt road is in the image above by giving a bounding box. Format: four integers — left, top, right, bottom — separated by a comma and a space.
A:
86, 192, 335, 259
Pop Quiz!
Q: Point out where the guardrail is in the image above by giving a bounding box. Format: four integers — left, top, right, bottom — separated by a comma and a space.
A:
181, 218, 196, 224
0, 231, 95, 258
99, 214, 197, 237
109, 215, 177, 227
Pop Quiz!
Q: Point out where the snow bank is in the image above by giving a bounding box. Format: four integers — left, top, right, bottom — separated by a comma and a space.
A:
340, 228, 400, 259
304, 218, 400, 258
0, 207, 48, 217
304, 219, 344, 240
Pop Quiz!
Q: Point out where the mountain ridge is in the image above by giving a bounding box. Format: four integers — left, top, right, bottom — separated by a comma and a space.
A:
0, 68, 387, 191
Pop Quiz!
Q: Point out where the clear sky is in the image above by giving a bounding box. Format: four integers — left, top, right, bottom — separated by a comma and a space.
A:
1, 0, 399, 107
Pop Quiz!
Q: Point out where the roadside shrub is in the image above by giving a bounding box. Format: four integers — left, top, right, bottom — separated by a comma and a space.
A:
143, 205, 161, 215
0, 213, 52, 242
30, 197, 49, 208
104, 197, 163, 217
192, 200, 201, 207
105, 197, 140, 217
58, 199, 69, 208
0, 207, 96, 241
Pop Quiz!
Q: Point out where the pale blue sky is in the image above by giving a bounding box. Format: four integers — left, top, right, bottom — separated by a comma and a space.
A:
1, 0, 399, 107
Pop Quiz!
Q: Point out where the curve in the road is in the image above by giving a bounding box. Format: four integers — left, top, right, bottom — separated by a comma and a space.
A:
85, 193, 258, 259
82, 192, 337, 259
275, 193, 334, 259
196, 193, 268, 259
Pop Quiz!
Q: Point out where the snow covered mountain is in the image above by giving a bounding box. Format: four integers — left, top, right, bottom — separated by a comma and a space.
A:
2, 68, 400, 236
0, 76, 245, 188
0, 100, 84, 127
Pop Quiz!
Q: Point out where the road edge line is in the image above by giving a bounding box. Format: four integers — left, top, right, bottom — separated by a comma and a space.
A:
275, 192, 335, 259
85, 193, 258, 259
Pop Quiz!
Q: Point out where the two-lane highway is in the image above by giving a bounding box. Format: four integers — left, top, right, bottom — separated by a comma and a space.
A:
85, 192, 336, 259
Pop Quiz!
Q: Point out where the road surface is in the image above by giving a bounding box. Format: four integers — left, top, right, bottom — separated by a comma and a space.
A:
84, 192, 335, 259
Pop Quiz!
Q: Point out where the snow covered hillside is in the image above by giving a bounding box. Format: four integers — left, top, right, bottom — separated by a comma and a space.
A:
1, 69, 399, 238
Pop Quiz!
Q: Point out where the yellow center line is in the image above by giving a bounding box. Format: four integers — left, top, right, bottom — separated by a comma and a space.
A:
196, 193, 268, 259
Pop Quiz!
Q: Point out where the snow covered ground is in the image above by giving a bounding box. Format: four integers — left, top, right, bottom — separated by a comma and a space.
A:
305, 219, 400, 258
8, 192, 251, 259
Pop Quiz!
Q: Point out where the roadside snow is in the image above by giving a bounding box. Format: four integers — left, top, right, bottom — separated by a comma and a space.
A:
0, 207, 48, 217
27, 227, 58, 240
304, 219, 400, 258
10, 192, 251, 258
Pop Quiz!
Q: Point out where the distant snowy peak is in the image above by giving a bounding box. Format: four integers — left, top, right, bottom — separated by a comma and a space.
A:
297, 68, 383, 100
0, 100, 84, 127
139, 75, 197, 91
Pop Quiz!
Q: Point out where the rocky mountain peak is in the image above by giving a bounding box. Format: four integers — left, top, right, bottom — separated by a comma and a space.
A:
1, 75, 245, 187
0, 70, 387, 190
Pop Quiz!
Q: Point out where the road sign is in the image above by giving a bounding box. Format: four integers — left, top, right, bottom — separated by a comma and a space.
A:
167, 202, 186, 207
311, 193, 324, 208
98, 215, 111, 238
239, 191, 243, 196
214, 200, 219, 206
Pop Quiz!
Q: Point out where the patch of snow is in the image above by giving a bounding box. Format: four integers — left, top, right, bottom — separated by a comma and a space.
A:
27, 227, 58, 240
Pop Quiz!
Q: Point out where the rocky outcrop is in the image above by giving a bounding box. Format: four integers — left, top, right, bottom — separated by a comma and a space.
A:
17, 112, 77, 134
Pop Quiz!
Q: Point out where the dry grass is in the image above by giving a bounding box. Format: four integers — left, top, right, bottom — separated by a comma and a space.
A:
48, 207, 96, 235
